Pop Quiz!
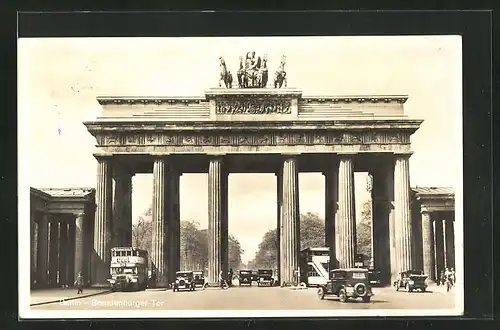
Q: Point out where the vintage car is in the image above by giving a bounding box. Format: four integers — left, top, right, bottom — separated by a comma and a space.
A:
238, 270, 253, 286
367, 268, 381, 286
257, 269, 274, 287
251, 270, 259, 282
317, 268, 374, 303
393, 270, 428, 292
193, 271, 205, 287
173, 271, 196, 292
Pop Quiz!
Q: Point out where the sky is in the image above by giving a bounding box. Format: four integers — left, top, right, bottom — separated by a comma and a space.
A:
18, 36, 462, 263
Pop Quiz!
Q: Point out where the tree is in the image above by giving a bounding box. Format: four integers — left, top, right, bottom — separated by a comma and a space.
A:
356, 200, 372, 261
248, 212, 327, 269
300, 212, 325, 249
133, 206, 245, 272
132, 215, 152, 253
180, 221, 208, 271
252, 229, 278, 269
228, 234, 245, 270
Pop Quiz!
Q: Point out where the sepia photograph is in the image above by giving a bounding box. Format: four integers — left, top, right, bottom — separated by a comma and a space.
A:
18, 35, 463, 318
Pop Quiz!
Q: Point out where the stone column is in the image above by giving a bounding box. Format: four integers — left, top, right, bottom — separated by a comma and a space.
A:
151, 158, 168, 286
281, 155, 299, 284
433, 217, 445, 280
67, 219, 75, 286
336, 154, 356, 269
93, 158, 113, 286
394, 153, 413, 272
324, 156, 339, 269
222, 169, 229, 278
421, 210, 435, 282
74, 212, 85, 282
37, 213, 49, 287
372, 160, 395, 286
444, 213, 455, 269
48, 217, 59, 286
167, 170, 181, 284
207, 157, 228, 285
59, 219, 68, 286
30, 210, 36, 288
276, 170, 282, 283
113, 168, 133, 247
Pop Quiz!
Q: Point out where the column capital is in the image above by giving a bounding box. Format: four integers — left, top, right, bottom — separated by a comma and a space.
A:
280, 153, 301, 161
94, 154, 113, 162
150, 152, 171, 156
113, 166, 135, 178
420, 208, 431, 215
394, 152, 414, 159
337, 152, 357, 159
74, 211, 85, 218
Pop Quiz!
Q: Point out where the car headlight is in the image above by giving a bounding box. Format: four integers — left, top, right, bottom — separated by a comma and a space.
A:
409, 280, 415, 285
175, 280, 179, 283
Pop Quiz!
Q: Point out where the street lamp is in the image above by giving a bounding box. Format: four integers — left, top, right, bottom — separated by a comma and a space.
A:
366, 174, 374, 269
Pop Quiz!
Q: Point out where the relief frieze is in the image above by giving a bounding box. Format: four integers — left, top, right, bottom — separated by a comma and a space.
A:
96, 130, 410, 147
216, 98, 292, 115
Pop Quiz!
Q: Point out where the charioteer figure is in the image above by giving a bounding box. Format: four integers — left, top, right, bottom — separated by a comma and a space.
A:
274, 55, 287, 88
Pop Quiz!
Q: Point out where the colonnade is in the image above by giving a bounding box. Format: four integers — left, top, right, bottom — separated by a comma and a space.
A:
420, 211, 455, 282
92, 152, 414, 287
30, 211, 89, 288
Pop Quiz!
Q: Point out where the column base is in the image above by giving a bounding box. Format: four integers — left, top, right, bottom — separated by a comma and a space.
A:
91, 283, 111, 289
204, 282, 222, 288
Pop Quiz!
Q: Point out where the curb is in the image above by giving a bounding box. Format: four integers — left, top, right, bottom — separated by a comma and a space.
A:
30, 290, 111, 307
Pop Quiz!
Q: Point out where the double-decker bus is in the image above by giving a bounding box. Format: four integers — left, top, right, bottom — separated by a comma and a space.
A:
108, 247, 149, 291
299, 247, 330, 287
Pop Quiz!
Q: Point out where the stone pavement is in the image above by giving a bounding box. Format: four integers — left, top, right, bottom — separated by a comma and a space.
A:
30, 288, 110, 306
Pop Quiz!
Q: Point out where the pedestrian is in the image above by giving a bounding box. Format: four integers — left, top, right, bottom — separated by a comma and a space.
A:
228, 268, 234, 287
218, 269, 224, 288
74, 272, 84, 294
446, 275, 452, 292
450, 268, 456, 286
439, 270, 446, 286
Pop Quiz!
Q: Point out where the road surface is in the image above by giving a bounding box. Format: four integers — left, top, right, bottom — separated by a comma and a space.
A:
31, 284, 457, 311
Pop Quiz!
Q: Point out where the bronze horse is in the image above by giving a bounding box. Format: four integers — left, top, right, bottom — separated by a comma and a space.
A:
219, 57, 233, 88
237, 56, 247, 88
274, 55, 287, 88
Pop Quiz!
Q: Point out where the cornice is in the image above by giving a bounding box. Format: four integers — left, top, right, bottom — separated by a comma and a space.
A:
301, 95, 409, 104
96, 94, 409, 105
83, 119, 423, 134
97, 96, 205, 106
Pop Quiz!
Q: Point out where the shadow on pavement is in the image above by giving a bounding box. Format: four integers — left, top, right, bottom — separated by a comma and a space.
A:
30, 290, 112, 307
323, 297, 388, 304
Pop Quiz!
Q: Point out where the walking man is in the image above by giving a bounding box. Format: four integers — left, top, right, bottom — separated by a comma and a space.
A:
228, 268, 234, 287
75, 272, 84, 294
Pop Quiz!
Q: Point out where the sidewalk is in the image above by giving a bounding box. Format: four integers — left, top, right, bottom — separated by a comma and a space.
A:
424, 283, 457, 294
30, 288, 110, 306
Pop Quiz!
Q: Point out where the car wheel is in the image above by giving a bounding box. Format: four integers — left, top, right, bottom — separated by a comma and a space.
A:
317, 287, 325, 300
362, 296, 371, 303
339, 289, 347, 303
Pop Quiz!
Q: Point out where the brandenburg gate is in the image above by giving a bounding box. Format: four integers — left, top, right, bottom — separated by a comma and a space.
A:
83, 55, 423, 287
